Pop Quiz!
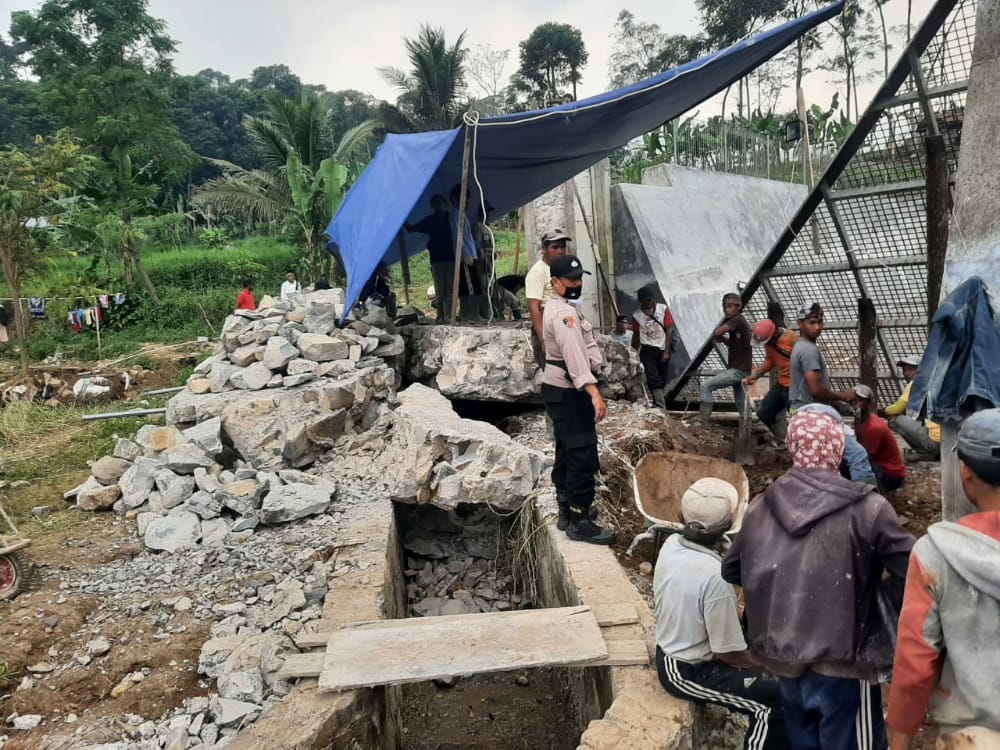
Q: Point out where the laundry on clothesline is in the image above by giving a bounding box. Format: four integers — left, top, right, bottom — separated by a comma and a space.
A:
68, 306, 103, 334
27, 298, 46, 319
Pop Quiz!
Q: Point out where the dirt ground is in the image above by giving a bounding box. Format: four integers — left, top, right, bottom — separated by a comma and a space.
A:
0, 513, 211, 749
400, 668, 579, 750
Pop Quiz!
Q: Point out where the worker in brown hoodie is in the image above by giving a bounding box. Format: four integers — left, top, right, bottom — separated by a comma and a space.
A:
722, 410, 914, 749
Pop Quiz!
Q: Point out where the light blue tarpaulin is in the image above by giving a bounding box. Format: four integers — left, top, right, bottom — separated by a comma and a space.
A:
328, 1, 844, 321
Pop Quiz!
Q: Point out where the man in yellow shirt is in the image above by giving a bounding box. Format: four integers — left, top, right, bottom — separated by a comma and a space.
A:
881, 355, 941, 459
526, 229, 569, 369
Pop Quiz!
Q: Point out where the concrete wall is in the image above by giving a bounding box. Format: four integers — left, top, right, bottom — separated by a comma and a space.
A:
944, 0, 1000, 294
612, 165, 806, 361
523, 161, 617, 327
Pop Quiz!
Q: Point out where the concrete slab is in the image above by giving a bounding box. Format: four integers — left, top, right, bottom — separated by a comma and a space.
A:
611, 165, 805, 365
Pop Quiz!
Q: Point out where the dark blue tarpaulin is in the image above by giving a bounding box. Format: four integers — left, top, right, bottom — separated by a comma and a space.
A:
328, 1, 843, 320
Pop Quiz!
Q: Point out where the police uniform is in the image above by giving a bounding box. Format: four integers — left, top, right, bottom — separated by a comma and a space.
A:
542, 256, 614, 544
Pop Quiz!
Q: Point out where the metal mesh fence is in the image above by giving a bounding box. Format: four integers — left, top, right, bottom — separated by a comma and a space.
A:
681, 0, 976, 408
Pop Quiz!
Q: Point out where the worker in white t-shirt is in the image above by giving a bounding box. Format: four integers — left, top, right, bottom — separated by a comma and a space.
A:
525, 229, 569, 369
279, 270, 301, 301
631, 284, 674, 409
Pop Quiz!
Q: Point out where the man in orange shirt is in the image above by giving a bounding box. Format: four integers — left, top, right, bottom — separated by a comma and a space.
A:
235, 279, 255, 311
743, 320, 798, 439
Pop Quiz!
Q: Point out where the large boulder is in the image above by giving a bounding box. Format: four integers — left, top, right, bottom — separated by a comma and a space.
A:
153, 468, 196, 510
144, 511, 201, 552
160, 443, 214, 475
91, 456, 132, 486
259, 482, 335, 524
261, 337, 299, 371
182, 416, 223, 458
377, 384, 543, 511
231, 362, 273, 391
402, 325, 644, 403
296, 333, 348, 362
219, 366, 395, 470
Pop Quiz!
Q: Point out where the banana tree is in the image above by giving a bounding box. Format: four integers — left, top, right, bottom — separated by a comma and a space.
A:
286, 155, 349, 282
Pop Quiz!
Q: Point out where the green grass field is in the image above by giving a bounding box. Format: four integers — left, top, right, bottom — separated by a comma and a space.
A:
0, 228, 529, 366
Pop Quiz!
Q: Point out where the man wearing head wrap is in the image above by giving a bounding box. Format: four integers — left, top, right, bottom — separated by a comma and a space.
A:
654, 478, 790, 750
888, 409, 1000, 749
723, 411, 914, 749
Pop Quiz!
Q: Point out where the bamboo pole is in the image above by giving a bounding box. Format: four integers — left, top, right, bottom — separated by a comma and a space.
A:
450, 125, 474, 325
397, 230, 411, 306
568, 179, 619, 319
513, 210, 523, 275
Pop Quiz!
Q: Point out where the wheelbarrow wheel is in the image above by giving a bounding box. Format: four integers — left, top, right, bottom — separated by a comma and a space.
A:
0, 552, 26, 601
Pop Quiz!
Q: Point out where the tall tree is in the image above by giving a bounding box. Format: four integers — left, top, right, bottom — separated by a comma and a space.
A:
10, 0, 197, 303
609, 10, 705, 88
0, 131, 92, 375
697, 0, 788, 116
248, 64, 302, 98
821, 3, 880, 120
516, 22, 589, 103
378, 25, 468, 132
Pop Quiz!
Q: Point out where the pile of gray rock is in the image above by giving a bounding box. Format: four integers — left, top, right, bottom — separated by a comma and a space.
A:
399, 505, 527, 618
65, 420, 338, 553
189, 290, 404, 398
403, 324, 645, 403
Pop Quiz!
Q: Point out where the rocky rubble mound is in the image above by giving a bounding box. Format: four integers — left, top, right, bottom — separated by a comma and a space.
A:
65, 420, 339, 552
403, 324, 645, 402
187, 290, 404, 399
399, 505, 527, 618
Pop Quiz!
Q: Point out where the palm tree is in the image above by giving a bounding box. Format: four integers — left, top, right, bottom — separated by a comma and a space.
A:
193, 91, 376, 280
378, 25, 469, 132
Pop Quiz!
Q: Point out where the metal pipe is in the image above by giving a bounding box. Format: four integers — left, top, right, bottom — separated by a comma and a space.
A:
82, 408, 166, 422
140, 386, 184, 396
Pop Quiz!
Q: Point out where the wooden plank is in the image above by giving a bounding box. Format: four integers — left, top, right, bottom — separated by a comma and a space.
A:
295, 604, 640, 649
592, 603, 639, 628
316, 605, 608, 693
596, 640, 650, 666
276, 653, 322, 680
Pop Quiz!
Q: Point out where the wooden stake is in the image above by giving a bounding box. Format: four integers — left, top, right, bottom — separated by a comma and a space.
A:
858, 298, 878, 391
925, 133, 950, 327
513, 209, 523, 275
450, 125, 474, 325
396, 230, 411, 306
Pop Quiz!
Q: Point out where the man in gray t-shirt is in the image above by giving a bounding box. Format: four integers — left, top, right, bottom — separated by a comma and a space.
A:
789, 303, 856, 410
654, 479, 789, 750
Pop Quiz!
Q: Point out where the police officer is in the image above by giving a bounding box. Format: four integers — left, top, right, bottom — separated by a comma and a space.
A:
542, 255, 615, 545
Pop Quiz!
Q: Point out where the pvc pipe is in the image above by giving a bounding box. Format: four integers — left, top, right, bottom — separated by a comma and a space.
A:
82, 408, 167, 422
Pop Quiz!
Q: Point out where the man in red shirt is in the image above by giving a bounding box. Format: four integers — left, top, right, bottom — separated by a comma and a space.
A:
235, 279, 255, 311
853, 384, 906, 491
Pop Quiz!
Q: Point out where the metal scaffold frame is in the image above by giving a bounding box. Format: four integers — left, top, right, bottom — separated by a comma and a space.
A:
669, 0, 977, 406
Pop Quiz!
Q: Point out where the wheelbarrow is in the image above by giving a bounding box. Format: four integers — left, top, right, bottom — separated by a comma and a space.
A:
0, 498, 31, 601
625, 451, 749, 558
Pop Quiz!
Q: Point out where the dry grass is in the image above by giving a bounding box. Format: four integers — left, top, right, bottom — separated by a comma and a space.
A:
0, 399, 166, 539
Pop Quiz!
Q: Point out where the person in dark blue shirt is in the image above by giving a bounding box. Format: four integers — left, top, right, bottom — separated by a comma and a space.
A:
405, 194, 454, 322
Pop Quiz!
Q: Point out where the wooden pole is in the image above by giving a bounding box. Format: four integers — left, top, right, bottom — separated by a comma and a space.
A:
397, 231, 411, 306
450, 125, 474, 325
925, 133, 950, 327
513, 210, 523, 275
858, 298, 878, 391
569, 180, 619, 318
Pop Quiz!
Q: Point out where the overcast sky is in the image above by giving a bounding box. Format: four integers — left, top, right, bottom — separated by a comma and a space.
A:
6, 0, 934, 114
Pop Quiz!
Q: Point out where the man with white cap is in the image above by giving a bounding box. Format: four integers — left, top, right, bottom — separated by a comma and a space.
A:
880, 355, 941, 460
654, 478, 789, 750
526, 229, 570, 368
888, 409, 1000, 749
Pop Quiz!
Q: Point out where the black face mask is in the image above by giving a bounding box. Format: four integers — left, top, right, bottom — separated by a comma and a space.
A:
562, 284, 583, 300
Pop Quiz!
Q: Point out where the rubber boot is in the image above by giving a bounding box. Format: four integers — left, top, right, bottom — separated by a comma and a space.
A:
698, 401, 713, 426
651, 388, 667, 410
557, 494, 597, 532
566, 506, 615, 545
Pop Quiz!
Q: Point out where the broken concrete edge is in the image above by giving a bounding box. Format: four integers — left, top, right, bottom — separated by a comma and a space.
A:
225, 488, 693, 750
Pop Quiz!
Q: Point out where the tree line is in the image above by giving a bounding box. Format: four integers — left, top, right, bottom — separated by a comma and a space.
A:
0, 0, 912, 374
